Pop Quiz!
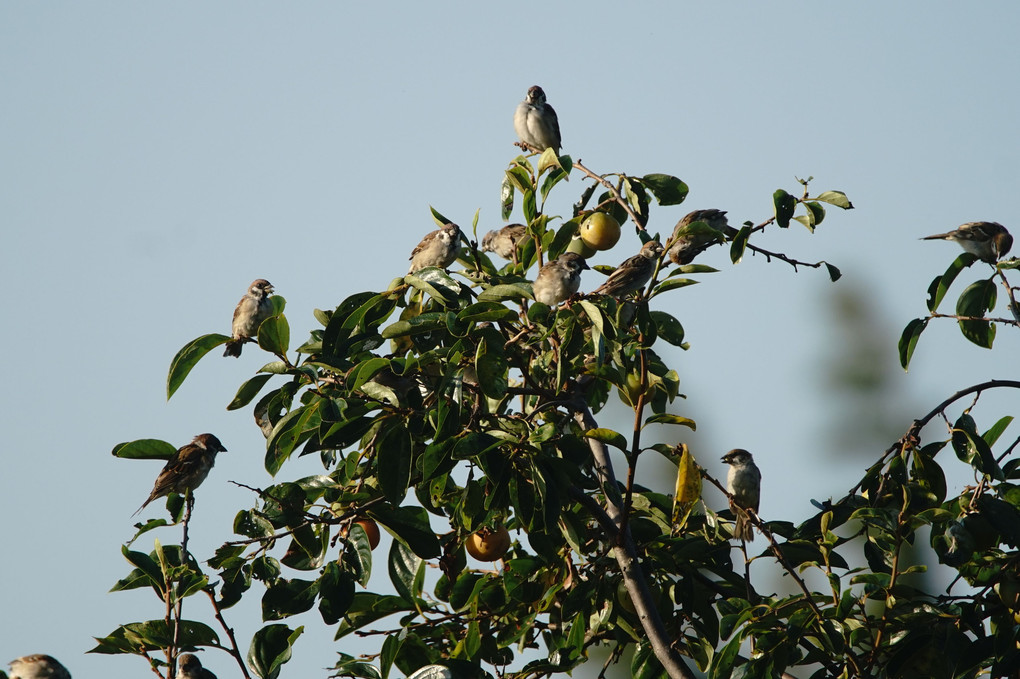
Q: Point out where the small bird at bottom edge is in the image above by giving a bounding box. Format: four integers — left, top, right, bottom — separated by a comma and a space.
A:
176, 653, 217, 679
8, 654, 71, 679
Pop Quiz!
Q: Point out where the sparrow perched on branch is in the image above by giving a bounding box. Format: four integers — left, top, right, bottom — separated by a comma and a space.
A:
921, 221, 1013, 263
176, 653, 217, 679
667, 209, 737, 266
533, 252, 589, 306
481, 223, 528, 260
721, 448, 761, 542
8, 655, 71, 679
134, 434, 227, 516
514, 85, 561, 154
408, 222, 462, 274
593, 240, 664, 297
223, 279, 275, 357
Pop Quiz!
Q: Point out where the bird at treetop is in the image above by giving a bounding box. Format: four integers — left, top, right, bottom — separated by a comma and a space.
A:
721, 448, 761, 542
533, 252, 589, 306
176, 653, 217, 679
514, 85, 561, 154
8, 655, 71, 679
592, 240, 665, 298
921, 221, 1012, 263
223, 279, 275, 358
667, 209, 737, 266
133, 434, 227, 515
481, 223, 527, 260
408, 222, 462, 274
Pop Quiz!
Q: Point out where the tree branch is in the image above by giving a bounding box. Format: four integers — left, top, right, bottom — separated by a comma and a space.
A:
572, 160, 645, 231
574, 402, 695, 679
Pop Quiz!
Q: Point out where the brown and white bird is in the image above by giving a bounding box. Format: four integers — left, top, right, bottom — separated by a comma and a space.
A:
481, 223, 527, 260
223, 279, 275, 358
533, 252, 589, 306
8, 655, 71, 679
408, 222, 462, 274
667, 209, 736, 266
593, 240, 664, 298
514, 86, 561, 154
134, 434, 227, 516
721, 449, 761, 542
921, 221, 1013, 263
176, 653, 217, 679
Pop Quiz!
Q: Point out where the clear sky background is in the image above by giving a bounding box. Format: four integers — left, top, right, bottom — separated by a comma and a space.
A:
3, 3, 1019, 678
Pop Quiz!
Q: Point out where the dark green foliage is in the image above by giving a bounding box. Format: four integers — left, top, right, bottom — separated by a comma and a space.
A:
98, 145, 1020, 679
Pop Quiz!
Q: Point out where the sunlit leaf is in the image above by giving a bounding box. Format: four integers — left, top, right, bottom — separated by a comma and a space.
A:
815, 190, 854, 209
167, 333, 231, 399
112, 438, 176, 460
671, 445, 702, 533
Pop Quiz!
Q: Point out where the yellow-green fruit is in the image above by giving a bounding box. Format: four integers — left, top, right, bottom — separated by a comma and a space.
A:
466, 526, 511, 562
565, 236, 597, 258
580, 212, 622, 251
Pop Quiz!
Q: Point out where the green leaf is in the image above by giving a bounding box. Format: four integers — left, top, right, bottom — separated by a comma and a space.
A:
370, 505, 441, 559
522, 188, 537, 222
248, 624, 304, 679
773, 189, 796, 228
112, 438, 176, 460
265, 401, 321, 476
644, 413, 696, 430
815, 190, 854, 209
537, 147, 560, 175
640, 173, 689, 205
257, 315, 290, 355
167, 333, 231, 399
457, 302, 517, 324
584, 428, 628, 452
730, 225, 751, 264
501, 175, 514, 221
88, 619, 220, 654
926, 254, 976, 312
475, 337, 508, 400
377, 423, 412, 504
262, 578, 318, 621
897, 318, 928, 370
984, 416, 1014, 447
380, 312, 448, 339
651, 277, 699, 296
477, 282, 533, 303
956, 280, 997, 348
428, 206, 453, 228
405, 268, 461, 305
388, 540, 424, 603
540, 167, 569, 203
317, 561, 355, 625
227, 374, 274, 411
505, 165, 532, 194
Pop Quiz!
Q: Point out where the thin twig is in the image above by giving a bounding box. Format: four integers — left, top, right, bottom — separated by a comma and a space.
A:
574, 399, 695, 679
203, 589, 254, 679
572, 160, 644, 231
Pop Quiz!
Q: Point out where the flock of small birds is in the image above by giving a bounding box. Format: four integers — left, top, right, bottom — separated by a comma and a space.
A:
18, 88, 1012, 679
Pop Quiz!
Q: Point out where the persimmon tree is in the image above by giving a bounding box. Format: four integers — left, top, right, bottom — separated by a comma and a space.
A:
91, 142, 1020, 679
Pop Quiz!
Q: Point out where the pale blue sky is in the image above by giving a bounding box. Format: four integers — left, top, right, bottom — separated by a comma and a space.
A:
3, 3, 1019, 677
